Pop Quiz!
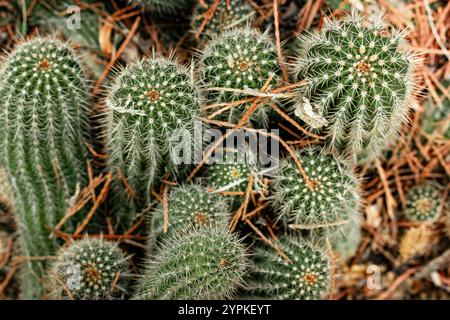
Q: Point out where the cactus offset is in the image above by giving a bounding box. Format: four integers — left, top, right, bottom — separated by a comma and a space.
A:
105, 57, 202, 214
47, 238, 129, 300
199, 27, 282, 127
270, 146, 360, 230
0, 37, 90, 298
404, 182, 442, 222
136, 225, 249, 299
246, 236, 332, 300
293, 11, 416, 163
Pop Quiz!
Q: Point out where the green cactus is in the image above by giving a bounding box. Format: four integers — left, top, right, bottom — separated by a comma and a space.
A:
47, 238, 129, 300
404, 182, 442, 222
136, 225, 249, 299
105, 57, 202, 214
270, 146, 360, 230
293, 11, 416, 163
246, 236, 332, 300
422, 79, 449, 140
192, 0, 255, 40
130, 0, 194, 13
199, 27, 282, 127
149, 183, 231, 250
0, 37, 90, 299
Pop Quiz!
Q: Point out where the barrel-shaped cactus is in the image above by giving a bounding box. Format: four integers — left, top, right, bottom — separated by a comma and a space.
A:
404, 182, 442, 222
293, 11, 416, 163
270, 146, 360, 230
136, 225, 249, 300
246, 236, 332, 300
0, 37, 90, 298
199, 27, 282, 127
149, 183, 231, 250
47, 238, 129, 300
192, 0, 255, 40
105, 57, 202, 213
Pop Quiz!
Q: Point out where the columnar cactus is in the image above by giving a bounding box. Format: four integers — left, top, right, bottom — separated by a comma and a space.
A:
246, 236, 332, 300
293, 11, 416, 163
404, 182, 442, 222
130, 0, 193, 13
199, 27, 282, 127
136, 225, 249, 299
192, 0, 255, 40
149, 183, 231, 249
0, 37, 90, 298
105, 57, 202, 213
47, 238, 129, 300
270, 146, 360, 230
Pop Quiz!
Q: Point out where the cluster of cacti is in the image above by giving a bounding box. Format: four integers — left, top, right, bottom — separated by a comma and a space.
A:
270, 146, 360, 229
192, 0, 255, 41
293, 11, 416, 164
47, 238, 129, 300
105, 57, 202, 213
0, 37, 90, 299
149, 183, 231, 249
199, 27, 282, 127
136, 225, 248, 299
246, 236, 332, 300
403, 182, 442, 222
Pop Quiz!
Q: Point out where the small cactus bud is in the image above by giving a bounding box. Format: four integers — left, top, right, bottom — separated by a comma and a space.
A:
404, 182, 442, 222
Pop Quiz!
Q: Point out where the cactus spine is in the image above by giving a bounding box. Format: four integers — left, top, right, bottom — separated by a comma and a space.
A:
293, 11, 416, 163
136, 225, 248, 299
105, 57, 202, 214
47, 238, 129, 300
199, 27, 282, 127
246, 236, 332, 300
0, 37, 90, 298
270, 146, 360, 230
404, 182, 442, 222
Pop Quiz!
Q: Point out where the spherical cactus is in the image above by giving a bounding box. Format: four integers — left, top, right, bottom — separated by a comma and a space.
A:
404, 182, 442, 222
136, 225, 249, 299
149, 183, 231, 249
105, 57, 202, 213
192, 0, 255, 40
246, 236, 332, 300
422, 79, 450, 140
130, 0, 193, 13
293, 11, 416, 163
0, 37, 90, 298
270, 146, 360, 230
199, 27, 282, 127
48, 238, 129, 300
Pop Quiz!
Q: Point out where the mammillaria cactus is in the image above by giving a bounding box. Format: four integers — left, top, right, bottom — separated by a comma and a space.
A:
136, 225, 249, 299
404, 182, 442, 222
293, 11, 416, 163
105, 57, 202, 213
199, 27, 282, 127
0, 37, 90, 298
130, 0, 193, 13
246, 236, 332, 300
192, 0, 255, 40
149, 183, 231, 249
270, 146, 360, 230
47, 238, 129, 300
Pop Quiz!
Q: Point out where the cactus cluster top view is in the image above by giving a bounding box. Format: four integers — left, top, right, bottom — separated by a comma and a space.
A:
0, 0, 448, 302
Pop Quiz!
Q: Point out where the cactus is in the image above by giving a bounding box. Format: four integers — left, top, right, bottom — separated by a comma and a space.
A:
293, 11, 416, 163
136, 225, 249, 299
149, 183, 231, 250
105, 57, 202, 214
0, 37, 90, 298
130, 0, 193, 13
246, 236, 332, 300
47, 238, 129, 300
199, 27, 282, 127
270, 146, 360, 230
192, 0, 255, 40
404, 182, 442, 222
422, 79, 450, 140
399, 224, 433, 262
